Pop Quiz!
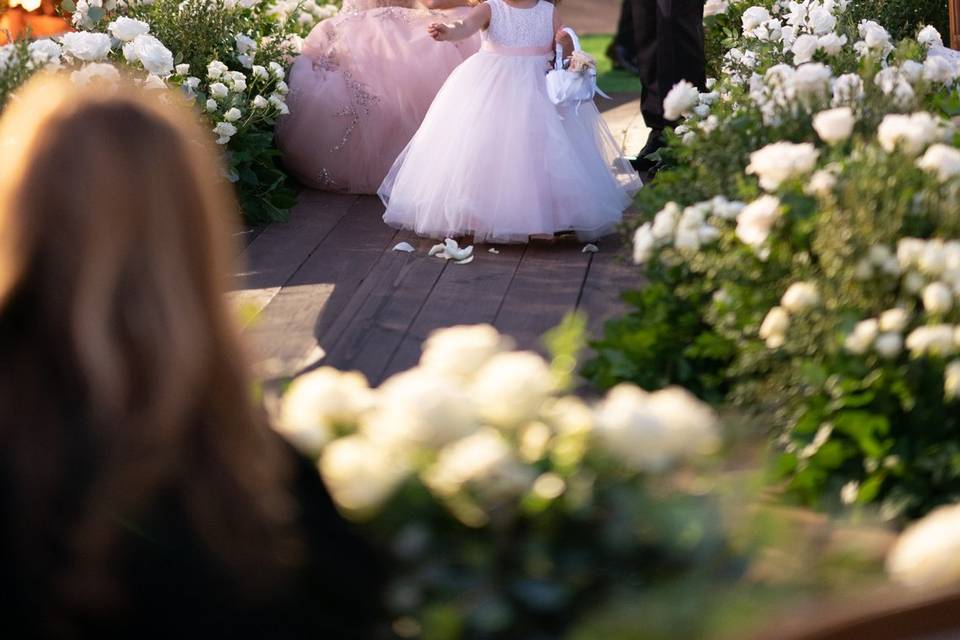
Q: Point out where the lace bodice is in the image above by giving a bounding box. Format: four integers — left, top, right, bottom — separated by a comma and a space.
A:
483, 0, 554, 49
341, 0, 416, 11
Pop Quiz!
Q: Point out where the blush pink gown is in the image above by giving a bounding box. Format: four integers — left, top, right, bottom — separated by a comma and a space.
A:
276, 0, 480, 194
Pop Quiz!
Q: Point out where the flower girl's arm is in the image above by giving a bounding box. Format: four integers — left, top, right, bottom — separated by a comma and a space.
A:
553, 10, 573, 63
428, 2, 491, 41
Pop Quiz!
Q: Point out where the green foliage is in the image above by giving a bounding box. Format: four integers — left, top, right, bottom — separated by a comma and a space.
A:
849, 0, 950, 43
0, 39, 37, 111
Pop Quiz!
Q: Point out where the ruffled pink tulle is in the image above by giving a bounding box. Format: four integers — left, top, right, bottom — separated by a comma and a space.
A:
276, 6, 479, 194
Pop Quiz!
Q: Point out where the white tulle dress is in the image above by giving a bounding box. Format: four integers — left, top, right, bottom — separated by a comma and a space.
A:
378, 0, 641, 243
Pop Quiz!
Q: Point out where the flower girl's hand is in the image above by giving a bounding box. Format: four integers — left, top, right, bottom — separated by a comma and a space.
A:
428, 22, 451, 41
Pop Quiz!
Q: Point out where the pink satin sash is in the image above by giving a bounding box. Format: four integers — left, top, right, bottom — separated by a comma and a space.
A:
480, 41, 553, 57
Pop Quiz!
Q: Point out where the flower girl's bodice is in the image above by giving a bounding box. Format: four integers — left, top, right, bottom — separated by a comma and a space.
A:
483, 0, 555, 49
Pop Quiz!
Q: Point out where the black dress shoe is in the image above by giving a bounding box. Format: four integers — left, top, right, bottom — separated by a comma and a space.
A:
606, 42, 640, 76
629, 130, 665, 172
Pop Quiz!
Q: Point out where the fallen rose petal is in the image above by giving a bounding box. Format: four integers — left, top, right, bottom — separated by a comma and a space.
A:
392, 242, 415, 253
455, 256, 474, 265
488, 248, 500, 254
428, 243, 446, 257
582, 243, 599, 253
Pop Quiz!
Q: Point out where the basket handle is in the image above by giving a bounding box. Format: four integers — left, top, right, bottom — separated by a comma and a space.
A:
554, 26, 582, 70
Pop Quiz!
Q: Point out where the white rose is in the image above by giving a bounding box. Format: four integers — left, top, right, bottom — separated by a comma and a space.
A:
422, 429, 533, 503
364, 368, 479, 448
742, 6, 772, 35
818, 32, 846, 56
175, 63, 190, 76
224, 107, 242, 122
736, 195, 782, 248
832, 73, 863, 106
918, 25, 945, 49
924, 55, 958, 84
207, 60, 228, 79
808, 6, 837, 35
60, 32, 112, 62
887, 503, 960, 590
703, 0, 728, 18
108, 16, 150, 42
252, 94, 269, 109
918, 143, 960, 182
878, 112, 944, 155
633, 222, 656, 265
127, 34, 174, 76
747, 142, 819, 191
791, 34, 820, 64
792, 62, 833, 101
920, 240, 947, 276
906, 325, 957, 356
875, 332, 903, 359
213, 121, 237, 144
651, 202, 680, 240
277, 367, 374, 454
235, 32, 257, 54
898, 238, 926, 269
945, 360, 960, 400
470, 352, 555, 428
70, 62, 120, 87
209, 81, 229, 99
879, 308, 911, 333
592, 385, 670, 472
806, 169, 837, 197
418, 324, 514, 380
858, 20, 892, 55
206, 98, 218, 112
781, 281, 820, 314
844, 319, 879, 355
269, 94, 290, 115
813, 107, 855, 144
663, 80, 700, 121
252, 64, 269, 79
923, 282, 954, 314
900, 60, 925, 84
28, 39, 62, 66
320, 435, 409, 513
269, 60, 285, 79
759, 306, 791, 348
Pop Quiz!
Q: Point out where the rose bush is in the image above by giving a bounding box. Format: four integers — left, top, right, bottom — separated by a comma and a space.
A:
278, 321, 886, 638
0, 0, 339, 223
587, 0, 960, 520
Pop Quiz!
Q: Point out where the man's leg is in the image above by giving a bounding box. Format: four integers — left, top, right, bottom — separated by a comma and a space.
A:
608, 0, 640, 74
656, 0, 707, 115
632, 0, 663, 134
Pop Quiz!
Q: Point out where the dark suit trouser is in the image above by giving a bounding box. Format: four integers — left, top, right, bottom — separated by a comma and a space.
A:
632, 0, 706, 133
613, 0, 635, 52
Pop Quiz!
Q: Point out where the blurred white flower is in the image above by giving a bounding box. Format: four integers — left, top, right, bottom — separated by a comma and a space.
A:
471, 351, 555, 428
633, 222, 655, 264
817, 32, 846, 56
423, 429, 533, 501
875, 332, 903, 359
364, 368, 479, 448
781, 282, 820, 314
252, 94, 269, 109
419, 324, 514, 380
879, 308, 911, 333
878, 112, 944, 156
224, 107, 242, 122
920, 240, 947, 276
28, 39, 62, 66
831, 73, 863, 106
235, 33, 257, 55
900, 60, 925, 84
918, 144, 960, 182
840, 480, 859, 505
923, 282, 954, 314
269, 94, 289, 114
703, 0, 729, 18
206, 98, 218, 112
742, 6, 772, 36
808, 6, 836, 35
887, 503, 960, 589
746, 142, 819, 191
736, 195, 782, 248
321, 435, 409, 513
844, 319, 879, 355
945, 360, 960, 400
813, 107, 855, 144
252, 64, 269, 80
791, 63, 832, 101
269, 60, 285, 79
175, 63, 190, 76
651, 202, 680, 240
898, 238, 926, 270
663, 80, 700, 121
141, 73, 166, 90
806, 169, 837, 197
918, 25, 945, 49
906, 325, 957, 356
108, 16, 150, 42
760, 306, 790, 348
277, 367, 374, 454
70, 62, 120, 86
923, 55, 958, 84
60, 32, 112, 62
855, 20, 892, 58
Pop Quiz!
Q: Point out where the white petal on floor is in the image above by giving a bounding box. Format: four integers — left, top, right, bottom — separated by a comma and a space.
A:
428, 243, 446, 257
392, 241, 416, 253
582, 243, 600, 253
454, 256, 474, 265
488, 248, 500, 254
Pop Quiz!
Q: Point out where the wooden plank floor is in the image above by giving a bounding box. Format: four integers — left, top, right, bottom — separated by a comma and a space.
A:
235, 194, 636, 384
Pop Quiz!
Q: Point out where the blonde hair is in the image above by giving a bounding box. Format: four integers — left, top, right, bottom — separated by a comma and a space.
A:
0, 74, 300, 622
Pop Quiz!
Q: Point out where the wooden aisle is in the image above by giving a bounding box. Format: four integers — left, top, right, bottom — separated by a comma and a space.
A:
234, 194, 638, 384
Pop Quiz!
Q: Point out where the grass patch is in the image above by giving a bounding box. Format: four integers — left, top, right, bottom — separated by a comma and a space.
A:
580, 33, 641, 95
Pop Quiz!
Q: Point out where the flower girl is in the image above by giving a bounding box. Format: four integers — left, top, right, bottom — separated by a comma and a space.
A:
378, 0, 641, 244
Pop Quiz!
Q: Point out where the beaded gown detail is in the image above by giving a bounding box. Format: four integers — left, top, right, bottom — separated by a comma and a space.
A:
379, 0, 641, 243
276, 0, 480, 194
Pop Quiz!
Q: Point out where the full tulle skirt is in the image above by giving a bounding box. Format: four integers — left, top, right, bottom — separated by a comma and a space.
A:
379, 51, 642, 244
276, 7, 479, 194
